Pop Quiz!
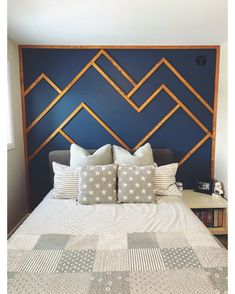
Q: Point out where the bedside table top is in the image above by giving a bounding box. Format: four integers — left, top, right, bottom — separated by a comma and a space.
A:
182, 189, 227, 209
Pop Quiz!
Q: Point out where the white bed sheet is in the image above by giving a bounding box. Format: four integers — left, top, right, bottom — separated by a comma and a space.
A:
15, 191, 208, 236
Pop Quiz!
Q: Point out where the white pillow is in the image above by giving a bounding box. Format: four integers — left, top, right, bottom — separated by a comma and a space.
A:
70, 144, 113, 167
154, 163, 182, 196
113, 143, 154, 165
52, 162, 78, 199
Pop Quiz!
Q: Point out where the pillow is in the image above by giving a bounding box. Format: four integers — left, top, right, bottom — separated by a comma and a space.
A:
70, 144, 113, 167
117, 165, 156, 203
154, 163, 182, 196
113, 143, 154, 165
52, 162, 78, 199
77, 164, 118, 204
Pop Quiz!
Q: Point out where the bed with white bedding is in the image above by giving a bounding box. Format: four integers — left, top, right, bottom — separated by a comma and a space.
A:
8, 191, 227, 294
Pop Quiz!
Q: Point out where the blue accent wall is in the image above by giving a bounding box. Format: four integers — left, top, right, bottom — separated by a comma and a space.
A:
21, 47, 217, 209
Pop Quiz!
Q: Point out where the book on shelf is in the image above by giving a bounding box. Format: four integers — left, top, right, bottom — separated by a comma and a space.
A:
192, 208, 223, 228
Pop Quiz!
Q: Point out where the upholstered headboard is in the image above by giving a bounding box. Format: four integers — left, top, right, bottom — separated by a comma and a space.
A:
48, 148, 175, 188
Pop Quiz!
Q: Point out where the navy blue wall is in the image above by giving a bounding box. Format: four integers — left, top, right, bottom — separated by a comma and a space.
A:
21, 47, 218, 209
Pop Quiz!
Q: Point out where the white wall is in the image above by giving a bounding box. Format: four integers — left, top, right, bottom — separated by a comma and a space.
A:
7, 37, 28, 233
215, 41, 228, 198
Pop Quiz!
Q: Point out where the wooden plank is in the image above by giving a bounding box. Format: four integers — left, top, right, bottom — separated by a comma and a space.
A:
133, 105, 180, 150
18, 46, 31, 212
127, 58, 164, 97
163, 85, 212, 137
28, 103, 130, 161
26, 50, 103, 133
138, 85, 164, 112
24, 73, 61, 96
82, 103, 130, 150
28, 104, 84, 161
19, 45, 220, 50
163, 58, 214, 113
179, 134, 210, 166
211, 47, 220, 178
59, 130, 75, 144
101, 49, 136, 86
92, 63, 139, 112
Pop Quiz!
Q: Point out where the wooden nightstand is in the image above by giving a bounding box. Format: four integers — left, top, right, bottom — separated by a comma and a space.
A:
181, 189, 227, 235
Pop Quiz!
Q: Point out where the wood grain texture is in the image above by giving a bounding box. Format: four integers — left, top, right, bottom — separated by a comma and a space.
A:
211, 47, 220, 178
101, 49, 136, 86
28, 103, 130, 161
24, 73, 61, 96
18, 46, 30, 211
133, 104, 180, 151
179, 134, 210, 166
26, 50, 103, 133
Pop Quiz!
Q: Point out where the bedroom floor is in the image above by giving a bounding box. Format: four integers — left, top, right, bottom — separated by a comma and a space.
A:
215, 235, 228, 249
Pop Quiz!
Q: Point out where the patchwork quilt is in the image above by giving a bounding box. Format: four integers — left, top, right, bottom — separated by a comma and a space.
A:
8, 231, 227, 294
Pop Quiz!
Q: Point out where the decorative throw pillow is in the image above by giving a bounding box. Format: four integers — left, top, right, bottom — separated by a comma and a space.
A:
154, 163, 182, 196
113, 143, 154, 165
77, 164, 118, 204
52, 162, 78, 199
117, 165, 156, 203
70, 144, 113, 167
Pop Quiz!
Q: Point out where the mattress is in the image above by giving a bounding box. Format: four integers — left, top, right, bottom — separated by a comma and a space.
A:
8, 192, 227, 294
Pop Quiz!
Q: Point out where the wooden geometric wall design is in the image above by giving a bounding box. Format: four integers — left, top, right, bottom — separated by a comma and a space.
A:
19, 45, 220, 210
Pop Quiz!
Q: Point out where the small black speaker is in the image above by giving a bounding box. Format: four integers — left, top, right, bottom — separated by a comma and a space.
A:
196, 55, 207, 66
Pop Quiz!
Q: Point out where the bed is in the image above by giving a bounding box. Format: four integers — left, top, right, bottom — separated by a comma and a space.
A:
8, 149, 227, 294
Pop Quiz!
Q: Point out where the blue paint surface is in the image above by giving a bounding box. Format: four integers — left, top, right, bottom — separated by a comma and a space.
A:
22, 48, 216, 209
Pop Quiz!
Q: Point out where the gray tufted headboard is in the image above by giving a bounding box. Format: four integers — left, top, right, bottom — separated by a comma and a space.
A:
48, 149, 175, 188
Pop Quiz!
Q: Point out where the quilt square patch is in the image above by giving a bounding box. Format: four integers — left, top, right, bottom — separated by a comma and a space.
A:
65, 235, 99, 250
8, 250, 31, 272
161, 247, 201, 270
56, 250, 95, 273
93, 250, 129, 272
128, 248, 165, 271
47, 273, 92, 294
205, 267, 228, 293
18, 250, 63, 273
166, 268, 215, 294
34, 234, 69, 250
130, 271, 172, 294
89, 271, 130, 294
186, 232, 221, 248
97, 233, 128, 250
194, 247, 227, 268
8, 234, 40, 250
127, 232, 158, 249
156, 232, 190, 248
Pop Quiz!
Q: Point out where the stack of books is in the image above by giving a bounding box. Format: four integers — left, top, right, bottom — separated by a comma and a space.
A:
192, 208, 223, 227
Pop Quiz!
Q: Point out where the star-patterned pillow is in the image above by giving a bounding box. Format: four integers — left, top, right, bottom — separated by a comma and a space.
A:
77, 164, 118, 204
117, 165, 156, 203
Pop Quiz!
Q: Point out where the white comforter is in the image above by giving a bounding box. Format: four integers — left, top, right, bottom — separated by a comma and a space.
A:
15, 191, 207, 235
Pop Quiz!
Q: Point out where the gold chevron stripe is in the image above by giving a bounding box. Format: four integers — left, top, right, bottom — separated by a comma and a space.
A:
59, 130, 75, 144
133, 105, 180, 151
24, 73, 62, 96
26, 50, 104, 133
179, 134, 210, 166
101, 49, 137, 86
28, 103, 130, 161
127, 57, 213, 113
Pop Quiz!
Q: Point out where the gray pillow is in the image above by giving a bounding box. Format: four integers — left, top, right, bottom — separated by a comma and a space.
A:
70, 144, 113, 167
113, 143, 154, 165
117, 165, 156, 203
77, 164, 118, 204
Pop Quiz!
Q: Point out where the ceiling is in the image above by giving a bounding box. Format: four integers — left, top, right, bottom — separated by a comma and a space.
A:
8, 0, 227, 45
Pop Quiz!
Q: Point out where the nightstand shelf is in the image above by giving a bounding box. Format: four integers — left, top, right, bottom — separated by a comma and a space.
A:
182, 189, 227, 235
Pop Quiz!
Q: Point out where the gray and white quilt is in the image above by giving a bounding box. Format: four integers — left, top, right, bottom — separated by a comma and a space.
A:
8, 231, 227, 293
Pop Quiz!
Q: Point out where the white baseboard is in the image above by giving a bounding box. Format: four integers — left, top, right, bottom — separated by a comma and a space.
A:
8, 213, 30, 239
